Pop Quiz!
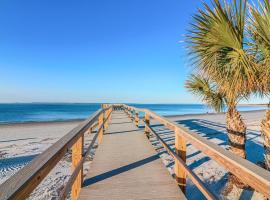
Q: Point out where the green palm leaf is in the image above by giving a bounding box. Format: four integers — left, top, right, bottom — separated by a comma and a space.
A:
186, 0, 257, 104
248, 0, 270, 95
186, 74, 225, 112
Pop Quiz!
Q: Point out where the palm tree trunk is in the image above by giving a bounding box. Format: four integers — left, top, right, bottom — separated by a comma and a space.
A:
226, 105, 247, 158
261, 103, 270, 170
225, 105, 248, 190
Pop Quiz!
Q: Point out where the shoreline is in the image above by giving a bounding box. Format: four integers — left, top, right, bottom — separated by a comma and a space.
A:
0, 119, 84, 127
0, 109, 267, 126
164, 108, 267, 118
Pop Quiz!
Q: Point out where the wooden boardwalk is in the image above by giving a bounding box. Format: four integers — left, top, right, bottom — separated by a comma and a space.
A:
2, 105, 270, 200
79, 110, 184, 200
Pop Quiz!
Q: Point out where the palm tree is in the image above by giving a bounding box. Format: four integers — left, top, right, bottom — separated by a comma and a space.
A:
185, 74, 225, 113
186, 0, 257, 160
248, 0, 270, 170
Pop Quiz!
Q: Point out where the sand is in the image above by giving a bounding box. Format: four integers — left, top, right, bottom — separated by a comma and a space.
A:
0, 110, 268, 199
0, 121, 83, 199
154, 110, 267, 200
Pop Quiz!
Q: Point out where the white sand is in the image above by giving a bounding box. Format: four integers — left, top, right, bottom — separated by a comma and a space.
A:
149, 110, 267, 200
0, 110, 268, 200
0, 121, 82, 199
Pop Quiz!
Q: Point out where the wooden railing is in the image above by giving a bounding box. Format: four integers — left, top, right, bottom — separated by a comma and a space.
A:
0, 104, 113, 200
123, 104, 270, 200
1, 104, 270, 200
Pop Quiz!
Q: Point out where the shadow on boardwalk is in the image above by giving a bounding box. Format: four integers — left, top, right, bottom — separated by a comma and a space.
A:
83, 155, 159, 187
146, 118, 264, 199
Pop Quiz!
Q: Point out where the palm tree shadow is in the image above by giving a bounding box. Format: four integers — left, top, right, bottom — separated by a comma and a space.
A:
175, 119, 264, 164
149, 119, 264, 199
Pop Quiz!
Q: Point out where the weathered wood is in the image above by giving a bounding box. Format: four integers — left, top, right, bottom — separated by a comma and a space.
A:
104, 110, 109, 130
109, 107, 112, 123
59, 159, 84, 200
124, 105, 270, 199
135, 112, 139, 127
98, 112, 104, 144
71, 135, 83, 200
89, 122, 98, 134
79, 111, 185, 200
0, 108, 107, 200
174, 128, 186, 194
176, 127, 270, 198
3, 103, 270, 200
145, 113, 150, 138
81, 134, 84, 186
144, 122, 217, 200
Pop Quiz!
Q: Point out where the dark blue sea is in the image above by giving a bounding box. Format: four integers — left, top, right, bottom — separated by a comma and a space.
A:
0, 103, 266, 124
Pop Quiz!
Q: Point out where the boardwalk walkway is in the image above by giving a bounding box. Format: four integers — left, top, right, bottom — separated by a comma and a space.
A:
1, 105, 270, 200
79, 110, 184, 200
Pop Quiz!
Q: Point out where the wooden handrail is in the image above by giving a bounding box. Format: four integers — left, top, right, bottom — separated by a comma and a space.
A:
144, 122, 217, 200
0, 105, 113, 200
123, 104, 270, 199
2, 104, 270, 199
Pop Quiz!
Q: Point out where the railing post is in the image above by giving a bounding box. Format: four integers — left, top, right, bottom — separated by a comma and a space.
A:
81, 134, 84, 186
174, 128, 186, 194
71, 135, 83, 200
104, 109, 109, 130
109, 107, 112, 123
145, 113, 150, 138
127, 108, 130, 118
135, 112, 139, 127
132, 109, 135, 121
98, 112, 104, 144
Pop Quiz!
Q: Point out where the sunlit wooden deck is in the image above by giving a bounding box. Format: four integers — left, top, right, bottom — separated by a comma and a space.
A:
1, 104, 270, 200
79, 111, 184, 200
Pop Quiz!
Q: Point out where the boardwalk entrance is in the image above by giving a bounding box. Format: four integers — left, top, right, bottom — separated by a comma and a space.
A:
79, 110, 183, 200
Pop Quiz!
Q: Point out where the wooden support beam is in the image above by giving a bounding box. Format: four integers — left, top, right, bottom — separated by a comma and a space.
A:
108, 108, 112, 123
104, 110, 109, 130
145, 113, 150, 138
174, 128, 186, 194
135, 112, 139, 127
81, 135, 84, 186
71, 135, 83, 200
98, 112, 104, 144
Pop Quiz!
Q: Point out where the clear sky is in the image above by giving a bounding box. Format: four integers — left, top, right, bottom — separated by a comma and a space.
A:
0, 0, 266, 104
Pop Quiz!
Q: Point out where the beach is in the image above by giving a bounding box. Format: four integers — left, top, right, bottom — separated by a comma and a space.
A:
0, 109, 267, 199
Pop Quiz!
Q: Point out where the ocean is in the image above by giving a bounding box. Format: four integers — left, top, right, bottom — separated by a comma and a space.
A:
0, 103, 266, 124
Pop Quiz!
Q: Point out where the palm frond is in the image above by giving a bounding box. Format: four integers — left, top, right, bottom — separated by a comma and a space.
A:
185, 74, 225, 112
248, 0, 270, 95
186, 0, 258, 102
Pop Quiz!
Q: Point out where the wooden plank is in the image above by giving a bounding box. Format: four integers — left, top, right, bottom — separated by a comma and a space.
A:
126, 106, 270, 199
98, 112, 104, 144
174, 128, 186, 194
145, 113, 150, 138
79, 111, 185, 200
144, 122, 217, 200
123, 105, 270, 198
135, 112, 139, 127
71, 136, 83, 200
176, 127, 270, 198
0, 108, 106, 200
104, 110, 109, 130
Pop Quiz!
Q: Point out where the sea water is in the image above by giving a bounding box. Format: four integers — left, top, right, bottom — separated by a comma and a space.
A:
0, 103, 266, 124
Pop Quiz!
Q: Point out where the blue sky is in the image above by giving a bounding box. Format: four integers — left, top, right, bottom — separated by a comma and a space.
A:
0, 0, 266, 103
